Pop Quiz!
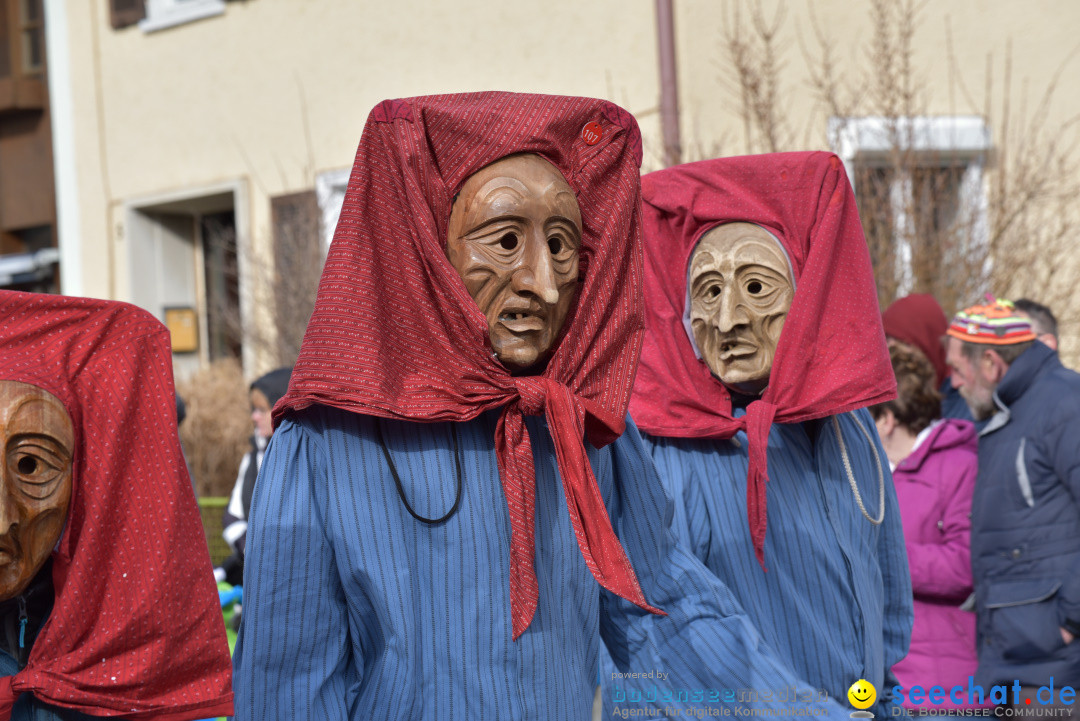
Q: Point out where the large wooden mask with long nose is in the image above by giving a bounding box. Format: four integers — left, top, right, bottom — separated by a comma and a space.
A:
446, 154, 582, 373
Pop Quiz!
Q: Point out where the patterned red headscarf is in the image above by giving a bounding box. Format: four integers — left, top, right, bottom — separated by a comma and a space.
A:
882, 293, 951, 387
630, 152, 896, 568
0, 291, 233, 720
276, 92, 661, 639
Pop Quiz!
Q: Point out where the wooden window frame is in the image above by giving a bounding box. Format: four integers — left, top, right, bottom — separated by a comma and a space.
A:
0, 0, 45, 112
110, 0, 146, 30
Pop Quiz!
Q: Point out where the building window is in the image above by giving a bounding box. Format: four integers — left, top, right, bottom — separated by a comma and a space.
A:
0, 0, 45, 111
830, 115, 991, 306
315, 167, 350, 254
109, 0, 146, 30
17, 0, 41, 75
271, 191, 321, 364
0, 226, 57, 293
139, 0, 225, 33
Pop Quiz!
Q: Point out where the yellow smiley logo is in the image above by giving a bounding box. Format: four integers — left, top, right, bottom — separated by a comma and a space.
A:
847, 679, 876, 710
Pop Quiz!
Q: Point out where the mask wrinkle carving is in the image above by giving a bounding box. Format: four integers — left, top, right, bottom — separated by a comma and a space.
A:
688, 223, 794, 395
0, 381, 74, 601
446, 154, 582, 373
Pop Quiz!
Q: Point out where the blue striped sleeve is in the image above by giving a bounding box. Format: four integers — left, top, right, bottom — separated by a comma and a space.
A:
233, 417, 357, 719
600, 417, 850, 718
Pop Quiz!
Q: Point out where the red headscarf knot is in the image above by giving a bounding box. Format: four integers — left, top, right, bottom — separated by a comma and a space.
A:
513, 376, 552, 416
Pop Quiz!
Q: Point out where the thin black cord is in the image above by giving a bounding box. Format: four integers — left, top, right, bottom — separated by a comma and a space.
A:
375, 417, 463, 525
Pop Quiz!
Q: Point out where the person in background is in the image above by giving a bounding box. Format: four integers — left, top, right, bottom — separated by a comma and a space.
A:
945, 297, 1080, 711
176, 392, 198, 494
1013, 298, 1059, 352
219, 367, 292, 586
882, 293, 973, 422
870, 342, 981, 712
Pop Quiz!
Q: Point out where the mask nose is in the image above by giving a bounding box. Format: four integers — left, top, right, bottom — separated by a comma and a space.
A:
512, 230, 559, 306
0, 473, 17, 538
713, 287, 749, 334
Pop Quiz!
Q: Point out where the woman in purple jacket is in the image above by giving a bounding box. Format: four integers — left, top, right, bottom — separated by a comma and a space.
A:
872, 342, 981, 710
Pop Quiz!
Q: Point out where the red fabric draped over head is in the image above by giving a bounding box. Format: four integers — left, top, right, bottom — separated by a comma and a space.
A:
276, 91, 661, 639
630, 152, 896, 568
0, 291, 233, 720
882, 293, 951, 387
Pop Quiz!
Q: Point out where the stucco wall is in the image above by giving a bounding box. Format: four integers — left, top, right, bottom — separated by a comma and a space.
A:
53, 0, 1080, 366
60, 0, 664, 299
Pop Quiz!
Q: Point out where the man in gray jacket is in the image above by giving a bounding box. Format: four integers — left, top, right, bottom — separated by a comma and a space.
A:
945, 297, 1080, 710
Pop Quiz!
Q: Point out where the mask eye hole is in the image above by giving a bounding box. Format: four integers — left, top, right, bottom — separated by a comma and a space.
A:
499, 233, 518, 251
548, 237, 562, 255
747, 280, 763, 295
17, 457, 37, 475
707, 285, 721, 299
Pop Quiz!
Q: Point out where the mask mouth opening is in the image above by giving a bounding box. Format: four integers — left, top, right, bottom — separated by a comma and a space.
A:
681, 223, 795, 364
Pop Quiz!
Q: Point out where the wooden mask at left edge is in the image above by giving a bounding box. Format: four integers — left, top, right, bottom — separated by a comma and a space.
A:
0, 381, 74, 602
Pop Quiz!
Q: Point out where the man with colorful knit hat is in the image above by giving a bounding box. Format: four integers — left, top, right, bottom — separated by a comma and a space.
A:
945, 296, 1080, 706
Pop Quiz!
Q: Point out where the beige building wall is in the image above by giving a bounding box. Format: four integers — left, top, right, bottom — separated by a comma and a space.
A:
675, 1, 1080, 158
50, 0, 1080, 372
669, 0, 1080, 363
54, 0, 664, 375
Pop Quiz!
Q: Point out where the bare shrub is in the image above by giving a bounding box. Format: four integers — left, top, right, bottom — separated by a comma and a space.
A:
176, 358, 252, 498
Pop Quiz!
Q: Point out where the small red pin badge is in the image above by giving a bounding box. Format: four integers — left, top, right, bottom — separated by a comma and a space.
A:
581, 121, 603, 145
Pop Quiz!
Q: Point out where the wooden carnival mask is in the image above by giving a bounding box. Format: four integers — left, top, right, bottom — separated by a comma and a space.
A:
688, 223, 794, 395
446, 153, 582, 372
0, 381, 74, 601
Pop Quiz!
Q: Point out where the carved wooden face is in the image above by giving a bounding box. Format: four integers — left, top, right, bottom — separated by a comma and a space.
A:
0, 381, 74, 601
446, 154, 582, 372
688, 223, 794, 394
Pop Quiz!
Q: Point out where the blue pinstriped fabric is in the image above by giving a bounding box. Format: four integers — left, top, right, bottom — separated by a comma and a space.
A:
233, 407, 858, 719
605, 408, 912, 717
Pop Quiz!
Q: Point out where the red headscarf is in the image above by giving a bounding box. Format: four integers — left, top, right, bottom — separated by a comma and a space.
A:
882, 293, 951, 387
0, 291, 233, 720
276, 92, 661, 639
630, 152, 896, 568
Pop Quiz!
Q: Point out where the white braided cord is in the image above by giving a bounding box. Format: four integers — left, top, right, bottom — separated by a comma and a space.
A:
831, 414, 885, 525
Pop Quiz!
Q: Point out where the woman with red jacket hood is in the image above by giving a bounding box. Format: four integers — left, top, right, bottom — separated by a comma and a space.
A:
882, 293, 975, 423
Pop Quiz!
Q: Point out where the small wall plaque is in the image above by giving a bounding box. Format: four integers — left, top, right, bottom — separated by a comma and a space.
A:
164, 307, 199, 353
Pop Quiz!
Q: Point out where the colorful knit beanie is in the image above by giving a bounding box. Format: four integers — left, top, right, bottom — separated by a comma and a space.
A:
946, 296, 1036, 345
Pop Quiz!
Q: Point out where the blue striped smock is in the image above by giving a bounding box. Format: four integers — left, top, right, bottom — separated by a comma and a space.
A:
604, 408, 912, 717
232, 406, 854, 719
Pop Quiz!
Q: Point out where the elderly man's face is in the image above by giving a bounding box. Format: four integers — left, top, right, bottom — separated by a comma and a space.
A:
688, 223, 794, 394
447, 154, 581, 372
0, 381, 74, 601
945, 337, 999, 420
